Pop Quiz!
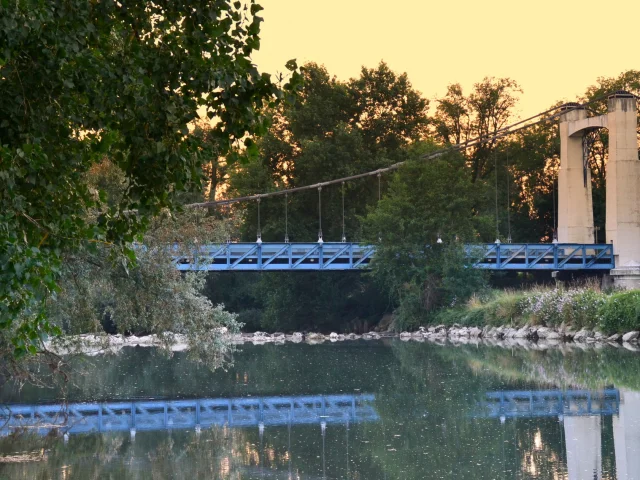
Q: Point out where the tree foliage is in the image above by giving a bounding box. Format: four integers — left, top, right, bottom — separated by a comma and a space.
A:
363, 146, 489, 330
216, 62, 430, 332
0, 0, 300, 356
434, 78, 522, 181
229, 61, 429, 243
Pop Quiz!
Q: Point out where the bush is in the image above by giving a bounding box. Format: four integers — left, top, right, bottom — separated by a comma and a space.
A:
521, 289, 566, 326
565, 289, 606, 330
599, 291, 640, 334
484, 292, 526, 326
424, 285, 640, 334
432, 307, 467, 326
392, 289, 429, 331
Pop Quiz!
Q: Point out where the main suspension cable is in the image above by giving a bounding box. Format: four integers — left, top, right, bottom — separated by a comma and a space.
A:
186, 96, 613, 209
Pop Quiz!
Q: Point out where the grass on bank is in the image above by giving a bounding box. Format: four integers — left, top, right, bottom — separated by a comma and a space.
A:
431, 281, 640, 334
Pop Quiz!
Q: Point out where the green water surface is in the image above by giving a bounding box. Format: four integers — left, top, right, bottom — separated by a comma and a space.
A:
2, 340, 640, 479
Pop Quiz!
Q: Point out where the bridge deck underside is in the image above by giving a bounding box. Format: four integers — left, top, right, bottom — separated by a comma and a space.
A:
172, 243, 614, 272
1, 394, 378, 436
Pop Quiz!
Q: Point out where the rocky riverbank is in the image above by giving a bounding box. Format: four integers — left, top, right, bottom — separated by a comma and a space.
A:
44, 324, 640, 355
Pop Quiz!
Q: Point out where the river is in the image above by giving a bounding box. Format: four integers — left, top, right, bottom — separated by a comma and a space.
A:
2, 340, 640, 479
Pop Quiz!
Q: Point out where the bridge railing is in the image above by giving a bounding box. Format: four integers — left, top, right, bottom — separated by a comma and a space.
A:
171, 242, 614, 272
0, 394, 378, 436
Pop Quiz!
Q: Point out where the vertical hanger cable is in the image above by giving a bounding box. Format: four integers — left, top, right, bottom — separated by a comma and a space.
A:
317, 186, 323, 242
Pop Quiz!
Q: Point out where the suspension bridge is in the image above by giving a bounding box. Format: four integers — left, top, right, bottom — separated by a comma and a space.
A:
180, 92, 640, 283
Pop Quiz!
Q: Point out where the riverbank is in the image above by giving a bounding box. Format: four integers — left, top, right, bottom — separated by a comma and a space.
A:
39, 284, 640, 356
431, 283, 640, 335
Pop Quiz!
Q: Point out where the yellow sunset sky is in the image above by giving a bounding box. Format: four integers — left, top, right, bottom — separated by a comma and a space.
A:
253, 0, 640, 118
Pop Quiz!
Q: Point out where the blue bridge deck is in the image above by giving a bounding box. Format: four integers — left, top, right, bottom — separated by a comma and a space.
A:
0, 394, 378, 436
172, 243, 615, 272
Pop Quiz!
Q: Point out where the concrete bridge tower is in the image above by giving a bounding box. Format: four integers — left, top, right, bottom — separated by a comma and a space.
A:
558, 103, 594, 244
606, 92, 640, 287
558, 92, 640, 288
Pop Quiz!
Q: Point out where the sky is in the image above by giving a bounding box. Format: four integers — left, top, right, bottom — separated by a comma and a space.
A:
252, 0, 640, 119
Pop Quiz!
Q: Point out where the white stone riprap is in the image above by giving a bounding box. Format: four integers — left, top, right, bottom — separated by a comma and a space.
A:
43, 321, 639, 356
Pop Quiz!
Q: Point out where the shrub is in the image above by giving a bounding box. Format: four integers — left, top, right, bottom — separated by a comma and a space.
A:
521, 289, 566, 326
462, 306, 487, 326
431, 307, 466, 326
392, 289, 428, 331
489, 293, 526, 325
599, 291, 640, 333
519, 287, 605, 328
564, 289, 606, 330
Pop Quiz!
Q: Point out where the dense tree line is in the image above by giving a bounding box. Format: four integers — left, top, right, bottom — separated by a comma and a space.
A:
213, 66, 640, 332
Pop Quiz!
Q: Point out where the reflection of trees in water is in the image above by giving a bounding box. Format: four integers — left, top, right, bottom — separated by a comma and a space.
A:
1, 342, 397, 404
432, 342, 640, 391
358, 342, 571, 479
1, 428, 261, 480
429, 343, 629, 478
0, 420, 386, 479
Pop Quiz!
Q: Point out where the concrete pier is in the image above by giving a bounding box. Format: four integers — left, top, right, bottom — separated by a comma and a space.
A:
606, 93, 640, 287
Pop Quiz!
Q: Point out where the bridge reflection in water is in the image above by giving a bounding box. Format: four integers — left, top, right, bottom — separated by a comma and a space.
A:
478, 389, 640, 480
476, 389, 620, 420
0, 394, 378, 437
5, 389, 640, 478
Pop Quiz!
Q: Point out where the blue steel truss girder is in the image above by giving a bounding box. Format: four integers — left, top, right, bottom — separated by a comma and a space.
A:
475, 389, 620, 419
0, 394, 378, 436
174, 243, 375, 272
173, 243, 614, 272
470, 243, 614, 270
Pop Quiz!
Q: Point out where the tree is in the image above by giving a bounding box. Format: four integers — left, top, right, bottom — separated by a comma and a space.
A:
434, 78, 522, 182
228, 61, 430, 243
348, 62, 430, 158
363, 145, 489, 330
0, 0, 301, 356
218, 62, 430, 332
